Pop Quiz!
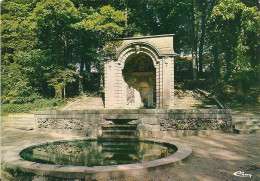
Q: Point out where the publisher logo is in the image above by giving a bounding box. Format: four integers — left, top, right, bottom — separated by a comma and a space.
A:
233, 171, 252, 178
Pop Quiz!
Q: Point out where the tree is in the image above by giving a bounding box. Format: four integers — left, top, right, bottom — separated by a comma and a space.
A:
1, 1, 37, 64
211, 0, 259, 95
31, 0, 80, 66
1, 63, 41, 103
47, 68, 80, 100
72, 5, 127, 92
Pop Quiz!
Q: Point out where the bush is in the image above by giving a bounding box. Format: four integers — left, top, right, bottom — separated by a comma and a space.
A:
1, 99, 64, 115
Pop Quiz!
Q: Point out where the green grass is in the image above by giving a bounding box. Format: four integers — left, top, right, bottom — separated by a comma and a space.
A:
1, 99, 64, 115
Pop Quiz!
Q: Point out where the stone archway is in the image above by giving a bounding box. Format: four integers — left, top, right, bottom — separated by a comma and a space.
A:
104, 34, 176, 109
122, 53, 156, 108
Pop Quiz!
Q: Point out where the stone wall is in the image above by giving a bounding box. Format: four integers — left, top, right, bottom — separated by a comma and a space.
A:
35, 109, 232, 138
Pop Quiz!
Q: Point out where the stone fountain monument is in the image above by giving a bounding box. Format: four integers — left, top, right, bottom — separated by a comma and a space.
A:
104, 34, 176, 109
34, 34, 232, 139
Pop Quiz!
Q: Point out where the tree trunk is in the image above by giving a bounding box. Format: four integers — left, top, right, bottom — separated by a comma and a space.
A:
55, 86, 62, 100
225, 49, 232, 79
198, 14, 206, 76
236, 78, 244, 96
191, 0, 197, 81
213, 46, 220, 82
79, 59, 84, 94
63, 86, 66, 102
192, 49, 197, 81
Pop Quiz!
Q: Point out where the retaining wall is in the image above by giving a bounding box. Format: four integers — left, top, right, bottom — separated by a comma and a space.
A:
34, 109, 232, 138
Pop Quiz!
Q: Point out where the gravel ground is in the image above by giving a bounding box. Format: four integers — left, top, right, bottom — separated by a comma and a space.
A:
1, 121, 259, 181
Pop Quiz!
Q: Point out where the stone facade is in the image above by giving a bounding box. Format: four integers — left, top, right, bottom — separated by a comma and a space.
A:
104, 34, 176, 109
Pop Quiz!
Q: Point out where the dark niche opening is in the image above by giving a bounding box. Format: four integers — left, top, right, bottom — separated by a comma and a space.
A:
122, 53, 156, 108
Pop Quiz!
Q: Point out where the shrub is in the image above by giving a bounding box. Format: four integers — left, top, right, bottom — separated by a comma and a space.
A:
1, 99, 64, 115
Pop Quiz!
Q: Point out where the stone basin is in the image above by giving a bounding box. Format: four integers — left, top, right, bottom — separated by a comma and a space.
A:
2, 137, 192, 180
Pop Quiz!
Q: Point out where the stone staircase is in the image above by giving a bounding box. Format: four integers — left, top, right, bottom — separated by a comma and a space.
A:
61, 90, 219, 110
1, 114, 36, 130
232, 114, 260, 134
101, 124, 138, 139
61, 96, 104, 110
173, 89, 219, 109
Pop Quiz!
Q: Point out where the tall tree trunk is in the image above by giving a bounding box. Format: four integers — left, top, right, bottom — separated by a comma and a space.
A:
192, 49, 197, 81
198, 14, 206, 76
63, 86, 66, 102
55, 86, 62, 100
79, 59, 84, 94
225, 49, 232, 79
191, 0, 197, 81
213, 46, 220, 82
236, 78, 244, 96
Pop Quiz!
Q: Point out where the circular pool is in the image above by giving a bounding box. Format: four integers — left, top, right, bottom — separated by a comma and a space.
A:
20, 139, 177, 166
3, 138, 192, 180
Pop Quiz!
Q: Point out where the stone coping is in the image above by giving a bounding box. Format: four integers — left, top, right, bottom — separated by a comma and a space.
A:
2, 137, 192, 180
119, 34, 175, 40
34, 109, 232, 115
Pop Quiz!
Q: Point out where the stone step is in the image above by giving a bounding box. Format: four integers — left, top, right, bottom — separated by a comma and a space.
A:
174, 100, 203, 102
102, 125, 137, 129
232, 115, 260, 119
234, 128, 260, 134
203, 105, 219, 108
102, 132, 137, 136
232, 120, 260, 125
235, 124, 260, 129
174, 103, 203, 105
100, 135, 138, 139
102, 130, 136, 133
232, 118, 260, 123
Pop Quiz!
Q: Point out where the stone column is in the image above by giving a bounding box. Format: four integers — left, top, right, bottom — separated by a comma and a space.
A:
104, 61, 116, 108
162, 56, 174, 109
158, 59, 163, 108
170, 57, 175, 108
155, 62, 160, 108
114, 62, 124, 108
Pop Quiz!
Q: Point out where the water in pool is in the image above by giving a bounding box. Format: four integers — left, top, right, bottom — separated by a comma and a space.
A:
20, 139, 177, 166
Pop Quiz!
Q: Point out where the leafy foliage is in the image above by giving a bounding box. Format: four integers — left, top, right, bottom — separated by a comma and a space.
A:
1, 0, 126, 105
1, 0, 259, 110
1, 99, 63, 116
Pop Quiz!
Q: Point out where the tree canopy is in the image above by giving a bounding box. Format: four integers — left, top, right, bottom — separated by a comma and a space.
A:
1, 0, 259, 105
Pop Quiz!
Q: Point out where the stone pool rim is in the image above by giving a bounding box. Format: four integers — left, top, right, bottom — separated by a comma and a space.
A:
2, 137, 192, 180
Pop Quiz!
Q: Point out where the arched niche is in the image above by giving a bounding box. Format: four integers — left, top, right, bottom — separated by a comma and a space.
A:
122, 53, 156, 108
